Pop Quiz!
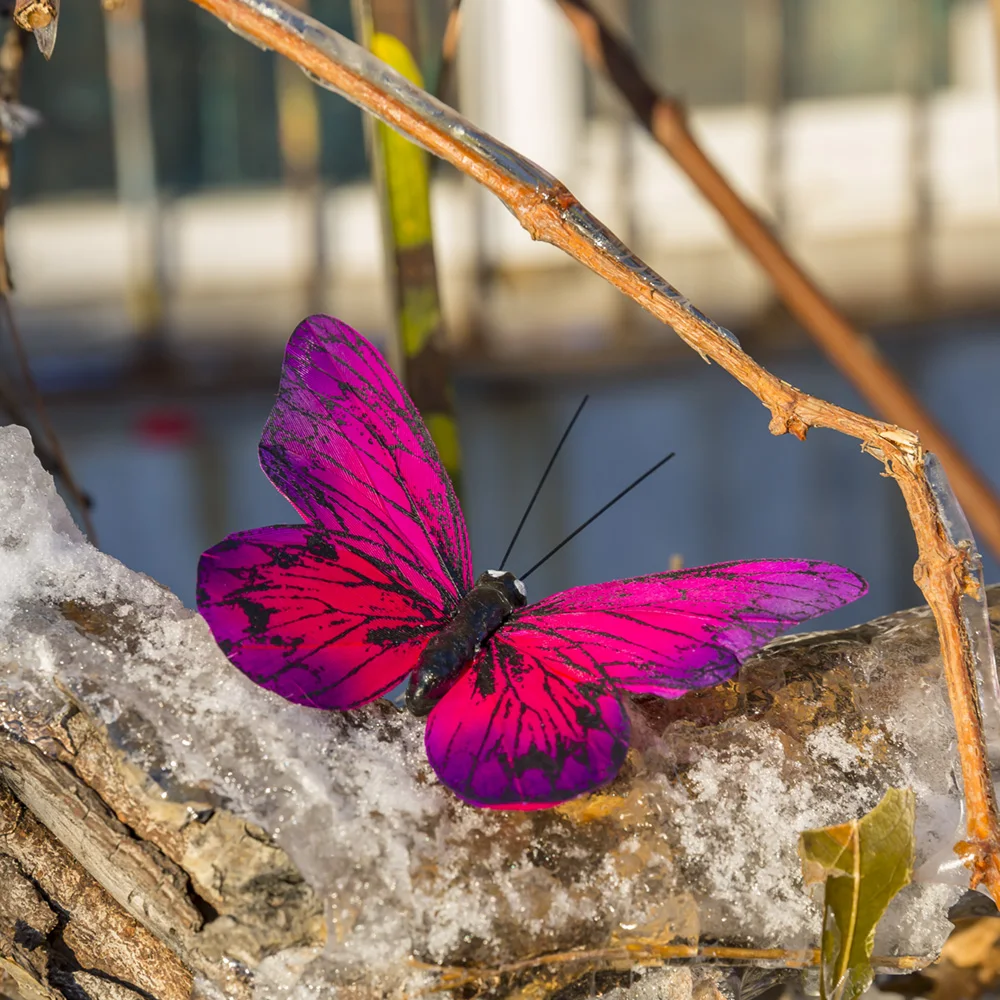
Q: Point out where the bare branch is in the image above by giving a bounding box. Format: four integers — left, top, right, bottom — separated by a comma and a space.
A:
416, 942, 930, 994
555, 0, 1000, 566
435, 0, 462, 102
993, 0, 1000, 89
0, 23, 94, 540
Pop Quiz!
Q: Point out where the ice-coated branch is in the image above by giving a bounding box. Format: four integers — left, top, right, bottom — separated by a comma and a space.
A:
186, 0, 1000, 900
555, 0, 1000, 568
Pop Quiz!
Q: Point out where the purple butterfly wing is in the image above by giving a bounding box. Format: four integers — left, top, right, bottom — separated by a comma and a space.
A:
258, 315, 473, 606
198, 524, 445, 709
198, 316, 470, 708
425, 633, 629, 809
511, 559, 868, 696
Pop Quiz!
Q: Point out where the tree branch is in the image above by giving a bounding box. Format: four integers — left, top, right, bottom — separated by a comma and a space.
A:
434, 0, 462, 102
0, 22, 94, 541
185, 0, 1000, 900
555, 0, 1000, 566
416, 942, 930, 996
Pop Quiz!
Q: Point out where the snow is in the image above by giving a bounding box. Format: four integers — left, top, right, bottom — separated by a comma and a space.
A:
0, 425, 973, 995
0, 425, 164, 631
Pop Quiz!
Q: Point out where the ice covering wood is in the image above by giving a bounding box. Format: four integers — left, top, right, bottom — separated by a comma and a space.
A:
0, 425, 973, 998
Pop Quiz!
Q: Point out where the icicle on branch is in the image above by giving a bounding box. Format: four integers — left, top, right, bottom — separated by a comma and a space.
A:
186, 0, 1000, 900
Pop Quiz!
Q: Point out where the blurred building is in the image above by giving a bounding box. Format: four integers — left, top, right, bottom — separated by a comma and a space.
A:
5, 0, 1000, 624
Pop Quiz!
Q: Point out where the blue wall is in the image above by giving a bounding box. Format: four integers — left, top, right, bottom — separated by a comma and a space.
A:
47, 320, 1000, 636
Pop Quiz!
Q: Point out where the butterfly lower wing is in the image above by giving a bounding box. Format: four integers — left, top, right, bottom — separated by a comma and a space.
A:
425, 634, 630, 809
259, 315, 472, 607
198, 524, 444, 709
512, 559, 867, 696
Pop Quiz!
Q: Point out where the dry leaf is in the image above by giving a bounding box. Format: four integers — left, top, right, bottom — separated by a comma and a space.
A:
800, 787, 916, 1000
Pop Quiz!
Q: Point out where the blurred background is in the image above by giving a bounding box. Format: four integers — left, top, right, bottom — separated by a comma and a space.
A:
6, 0, 1000, 625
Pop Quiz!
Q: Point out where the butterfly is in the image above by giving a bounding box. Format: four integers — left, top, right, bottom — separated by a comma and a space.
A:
196, 315, 868, 810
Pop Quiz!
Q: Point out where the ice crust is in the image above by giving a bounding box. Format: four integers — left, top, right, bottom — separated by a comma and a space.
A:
925, 452, 1000, 760
0, 427, 165, 630
0, 426, 973, 996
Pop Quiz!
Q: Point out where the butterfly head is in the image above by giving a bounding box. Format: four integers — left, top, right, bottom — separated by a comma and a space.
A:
482, 570, 528, 609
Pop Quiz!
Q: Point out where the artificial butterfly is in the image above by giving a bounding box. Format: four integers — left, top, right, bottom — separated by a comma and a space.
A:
197, 316, 867, 810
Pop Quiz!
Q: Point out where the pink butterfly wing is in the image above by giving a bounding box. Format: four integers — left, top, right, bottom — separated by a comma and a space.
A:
258, 315, 473, 606
514, 559, 868, 696
199, 316, 470, 708
425, 559, 866, 807
198, 319, 870, 810
425, 634, 629, 809
198, 525, 444, 709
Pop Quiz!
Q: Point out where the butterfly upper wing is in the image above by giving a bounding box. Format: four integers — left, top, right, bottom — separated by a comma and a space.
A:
198, 524, 445, 709
258, 315, 473, 606
425, 633, 629, 809
509, 559, 868, 696
199, 315, 472, 709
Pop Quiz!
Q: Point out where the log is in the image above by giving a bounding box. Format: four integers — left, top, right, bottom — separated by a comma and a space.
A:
0, 425, 979, 997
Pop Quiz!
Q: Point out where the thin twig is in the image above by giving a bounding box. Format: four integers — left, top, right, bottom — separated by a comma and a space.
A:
0, 296, 96, 540
0, 23, 22, 295
411, 943, 930, 995
0, 368, 74, 481
0, 22, 94, 541
435, 0, 461, 102
993, 0, 1000, 85
993, 0, 1000, 189
185, 0, 1000, 901
555, 0, 1000, 566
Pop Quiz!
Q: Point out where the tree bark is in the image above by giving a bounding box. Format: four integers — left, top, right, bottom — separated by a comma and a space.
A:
1, 583, 985, 998
0, 698, 325, 1000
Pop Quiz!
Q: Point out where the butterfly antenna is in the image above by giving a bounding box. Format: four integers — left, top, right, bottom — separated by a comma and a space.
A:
498, 395, 589, 571
519, 451, 676, 582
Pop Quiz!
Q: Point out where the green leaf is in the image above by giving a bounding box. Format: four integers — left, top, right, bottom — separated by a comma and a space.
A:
799, 787, 916, 1000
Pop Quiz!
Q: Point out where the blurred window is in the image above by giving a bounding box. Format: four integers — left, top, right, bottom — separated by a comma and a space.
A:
626, 0, 953, 109
17, 0, 116, 197
312, 1, 368, 184
630, 0, 748, 106
17, 0, 367, 200
783, 0, 951, 100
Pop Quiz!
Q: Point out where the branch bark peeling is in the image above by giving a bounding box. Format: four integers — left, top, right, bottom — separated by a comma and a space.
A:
187, 0, 1000, 899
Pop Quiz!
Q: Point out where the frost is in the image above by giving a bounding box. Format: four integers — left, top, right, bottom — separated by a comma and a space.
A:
805, 726, 863, 770
0, 426, 164, 632
667, 732, 872, 942
603, 968, 693, 999
0, 425, 976, 996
